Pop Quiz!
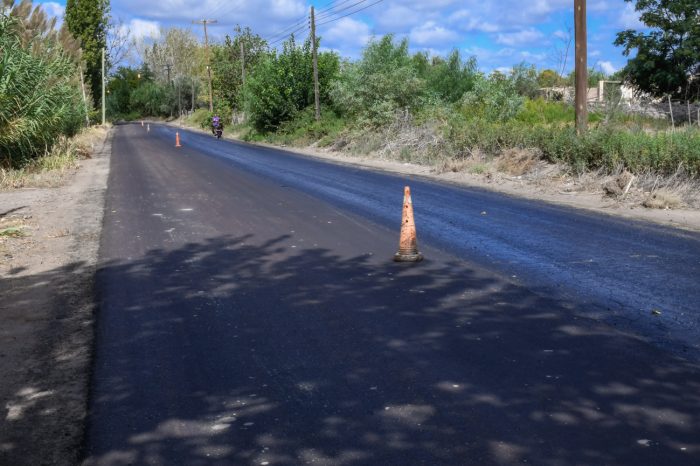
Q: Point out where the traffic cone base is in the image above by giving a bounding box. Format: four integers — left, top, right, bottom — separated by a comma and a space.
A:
394, 186, 423, 262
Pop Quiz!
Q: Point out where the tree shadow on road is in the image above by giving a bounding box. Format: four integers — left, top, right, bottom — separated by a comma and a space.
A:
8, 233, 700, 466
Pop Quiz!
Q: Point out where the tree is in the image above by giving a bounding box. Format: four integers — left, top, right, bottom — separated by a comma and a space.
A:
509, 62, 539, 98
65, 0, 110, 107
537, 69, 563, 88
331, 35, 426, 126
211, 26, 267, 115
244, 35, 339, 132
614, 0, 700, 99
421, 50, 479, 103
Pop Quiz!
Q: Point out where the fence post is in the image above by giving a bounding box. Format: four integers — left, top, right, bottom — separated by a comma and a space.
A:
667, 95, 674, 132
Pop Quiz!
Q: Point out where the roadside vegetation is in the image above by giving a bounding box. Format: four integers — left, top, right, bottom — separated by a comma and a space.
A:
102, 0, 698, 205
0, 7, 87, 168
0, 0, 114, 181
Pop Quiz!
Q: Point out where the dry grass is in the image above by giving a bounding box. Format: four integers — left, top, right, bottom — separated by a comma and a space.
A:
0, 126, 108, 190
434, 158, 472, 174
496, 148, 539, 176
643, 189, 683, 209
635, 166, 700, 209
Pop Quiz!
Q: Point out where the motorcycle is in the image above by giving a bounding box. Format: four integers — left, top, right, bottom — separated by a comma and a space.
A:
212, 116, 223, 139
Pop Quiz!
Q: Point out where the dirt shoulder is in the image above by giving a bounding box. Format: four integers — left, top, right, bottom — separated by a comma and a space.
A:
168, 119, 700, 233
0, 130, 112, 465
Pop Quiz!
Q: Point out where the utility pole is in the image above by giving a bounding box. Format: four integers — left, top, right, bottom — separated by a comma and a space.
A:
193, 19, 217, 113
164, 63, 172, 85
310, 6, 320, 122
101, 48, 106, 126
574, 0, 587, 134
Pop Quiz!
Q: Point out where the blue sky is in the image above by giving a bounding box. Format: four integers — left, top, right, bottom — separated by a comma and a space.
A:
38, 0, 646, 75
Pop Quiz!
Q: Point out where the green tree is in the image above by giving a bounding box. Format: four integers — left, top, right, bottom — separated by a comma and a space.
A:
614, 0, 700, 99
65, 0, 109, 107
130, 81, 173, 117
509, 62, 540, 98
212, 26, 267, 114
331, 35, 426, 126
244, 36, 339, 132
421, 50, 479, 103
537, 69, 563, 88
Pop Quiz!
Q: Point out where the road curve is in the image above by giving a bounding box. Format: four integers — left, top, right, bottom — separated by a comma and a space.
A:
83, 123, 700, 466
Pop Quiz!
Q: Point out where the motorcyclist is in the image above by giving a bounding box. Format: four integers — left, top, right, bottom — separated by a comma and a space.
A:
212, 115, 223, 138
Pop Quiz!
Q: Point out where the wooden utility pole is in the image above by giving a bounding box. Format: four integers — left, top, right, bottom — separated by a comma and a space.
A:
101, 48, 106, 126
193, 19, 217, 113
574, 0, 587, 134
310, 6, 320, 122
164, 63, 173, 85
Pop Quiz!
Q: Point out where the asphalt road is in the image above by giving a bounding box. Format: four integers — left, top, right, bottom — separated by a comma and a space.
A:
84, 123, 700, 466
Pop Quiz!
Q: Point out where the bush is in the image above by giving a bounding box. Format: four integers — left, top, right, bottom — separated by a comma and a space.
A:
460, 74, 524, 123
445, 113, 700, 176
130, 82, 173, 117
331, 36, 427, 127
0, 15, 86, 166
244, 36, 339, 132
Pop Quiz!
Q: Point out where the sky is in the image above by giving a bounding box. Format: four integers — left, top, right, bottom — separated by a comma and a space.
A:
38, 0, 647, 75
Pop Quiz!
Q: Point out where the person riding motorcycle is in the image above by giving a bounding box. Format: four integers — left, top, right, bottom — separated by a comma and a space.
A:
211, 115, 223, 139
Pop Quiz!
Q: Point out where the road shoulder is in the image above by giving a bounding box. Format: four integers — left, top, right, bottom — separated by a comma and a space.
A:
0, 130, 112, 466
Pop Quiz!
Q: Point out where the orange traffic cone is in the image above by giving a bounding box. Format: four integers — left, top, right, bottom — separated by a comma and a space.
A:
175, 132, 182, 147
394, 186, 423, 262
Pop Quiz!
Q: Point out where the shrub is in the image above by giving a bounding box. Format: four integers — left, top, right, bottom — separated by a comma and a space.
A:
0, 14, 86, 166
244, 36, 339, 132
331, 35, 427, 127
460, 74, 524, 123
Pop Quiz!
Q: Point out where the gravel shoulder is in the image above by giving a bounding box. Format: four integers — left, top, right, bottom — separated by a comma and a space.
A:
0, 130, 112, 465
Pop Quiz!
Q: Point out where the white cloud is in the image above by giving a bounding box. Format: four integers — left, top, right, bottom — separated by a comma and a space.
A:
520, 50, 547, 62
448, 10, 501, 33
410, 21, 459, 46
495, 28, 544, 46
598, 60, 616, 75
42, 2, 65, 18
126, 19, 162, 40
619, 3, 643, 28
320, 17, 371, 49
553, 29, 570, 40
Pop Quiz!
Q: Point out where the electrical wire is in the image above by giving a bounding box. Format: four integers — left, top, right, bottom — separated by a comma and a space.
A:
266, 0, 363, 44
316, 0, 372, 21
268, 24, 310, 46
316, 0, 384, 26
315, 0, 358, 19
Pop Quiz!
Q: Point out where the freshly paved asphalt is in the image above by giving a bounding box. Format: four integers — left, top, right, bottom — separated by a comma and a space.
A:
84, 123, 700, 465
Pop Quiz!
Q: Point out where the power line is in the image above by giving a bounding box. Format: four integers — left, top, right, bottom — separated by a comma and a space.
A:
265, 18, 309, 43
316, 0, 385, 26
268, 24, 309, 47
316, 0, 359, 19
264, 0, 355, 44
316, 0, 371, 21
